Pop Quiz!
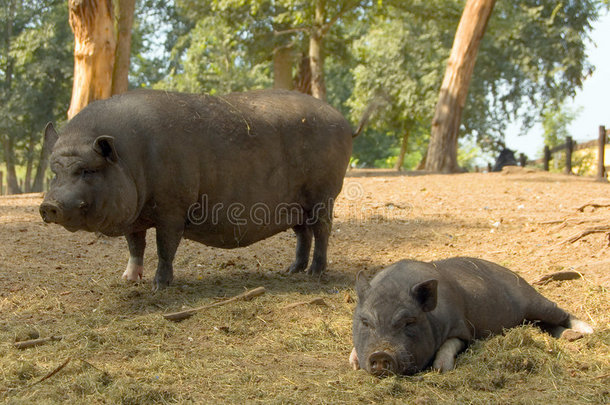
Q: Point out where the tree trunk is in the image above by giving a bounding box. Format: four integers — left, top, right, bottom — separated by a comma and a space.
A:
425, 0, 496, 173
24, 134, 36, 192
31, 129, 55, 192
273, 47, 294, 90
1, 138, 21, 194
394, 130, 410, 171
67, 0, 117, 119
111, 0, 135, 95
294, 54, 312, 95
309, 0, 326, 100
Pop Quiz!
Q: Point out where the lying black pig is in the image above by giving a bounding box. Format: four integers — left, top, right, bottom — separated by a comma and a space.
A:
350, 257, 593, 376
40, 89, 364, 290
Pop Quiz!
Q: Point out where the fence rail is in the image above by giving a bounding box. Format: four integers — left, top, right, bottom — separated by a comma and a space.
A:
542, 125, 608, 181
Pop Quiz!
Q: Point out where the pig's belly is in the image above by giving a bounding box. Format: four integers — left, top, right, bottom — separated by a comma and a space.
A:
183, 220, 295, 249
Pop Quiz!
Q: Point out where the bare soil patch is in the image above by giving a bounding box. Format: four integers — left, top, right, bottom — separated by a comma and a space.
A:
1, 170, 608, 403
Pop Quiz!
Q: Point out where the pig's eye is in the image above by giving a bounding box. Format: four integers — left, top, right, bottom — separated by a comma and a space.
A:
81, 168, 98, 178
360, 317, 373, 329
393, 316, 417, 329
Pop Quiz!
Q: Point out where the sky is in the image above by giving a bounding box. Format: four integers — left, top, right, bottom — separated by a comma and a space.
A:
503, 11, 610, 160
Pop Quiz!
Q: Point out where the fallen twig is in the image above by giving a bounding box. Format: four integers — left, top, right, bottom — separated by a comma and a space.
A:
282, 297, 327, 310
564, 225, 610, 244
163, 286, 266, 322
533, 271, 583, 285
30, 358, 70, 386
576, 200, 610, 212
13, 336, 62, 350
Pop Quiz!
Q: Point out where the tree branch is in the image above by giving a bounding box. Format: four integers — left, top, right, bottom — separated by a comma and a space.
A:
274, 27, 308, 36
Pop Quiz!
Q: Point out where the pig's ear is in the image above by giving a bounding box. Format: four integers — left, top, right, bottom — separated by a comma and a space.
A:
411, 279, 438, 312
44, 122, 59, 150
355, 271, 371, 300
93, 135, 118, 163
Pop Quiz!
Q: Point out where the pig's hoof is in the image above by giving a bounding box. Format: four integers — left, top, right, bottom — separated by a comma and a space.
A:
568, 318, 594, 335
349, 347, 360, 370
287, 260, 308, 274
432, 353, 455, 373
153, 275, 173, 292
122, 264, 144, 281
306, 260, 326, 277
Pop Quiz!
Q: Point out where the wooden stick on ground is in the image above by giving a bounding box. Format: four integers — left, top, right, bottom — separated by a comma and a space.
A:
13, 336, 62, 350
576, 200, 610, 212
30, 358, 71, 386
163, 286, 266, 322
282, 297, 327, 310
533, 271, 582, 285
565, 225, 610, 244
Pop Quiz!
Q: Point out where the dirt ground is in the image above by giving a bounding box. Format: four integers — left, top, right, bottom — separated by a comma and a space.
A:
1, 168, 609, 403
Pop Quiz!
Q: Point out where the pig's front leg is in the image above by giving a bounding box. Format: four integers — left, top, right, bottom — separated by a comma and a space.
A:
153, 219, 184, 291
432, 338, 465, 372
349, 347, 360, 370
122, 230, 146, 281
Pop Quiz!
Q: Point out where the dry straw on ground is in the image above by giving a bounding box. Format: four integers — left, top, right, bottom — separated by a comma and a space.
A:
1, 170, 609, 403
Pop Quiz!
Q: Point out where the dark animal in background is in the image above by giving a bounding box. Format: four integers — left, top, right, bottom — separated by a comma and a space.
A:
350, 257, 593, 376
40, 89, 362, 290
492, 148, 518, 172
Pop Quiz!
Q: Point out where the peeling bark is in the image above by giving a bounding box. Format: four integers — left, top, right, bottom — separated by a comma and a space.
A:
67, 0, 116, 119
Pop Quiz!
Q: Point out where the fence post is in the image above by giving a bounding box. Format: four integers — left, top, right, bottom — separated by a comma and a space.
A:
598, 125, 607, 182
543, 145, 550, 171
0, 171, 3, 195
565, 136, 573, 175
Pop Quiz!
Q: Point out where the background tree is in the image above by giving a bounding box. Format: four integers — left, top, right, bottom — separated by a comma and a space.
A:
348, 5, 455, 170
112, 0, 137, 94
67, 0, 136, 118
1, 1, 73, 194
425, 0, 496, 173
67, 0, 116, 119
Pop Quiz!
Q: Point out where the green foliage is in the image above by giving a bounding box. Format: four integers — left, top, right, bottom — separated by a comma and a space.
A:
465, 0, 599, 149
541, 102, 580, 148
154, 16, 272, 94
0, 0, 73, 189
0, 0, 604, 184
347, 4, 454, 167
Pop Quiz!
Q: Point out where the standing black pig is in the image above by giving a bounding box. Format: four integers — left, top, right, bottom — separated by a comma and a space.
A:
40, 89, 360, 290
350, 257, 593, 376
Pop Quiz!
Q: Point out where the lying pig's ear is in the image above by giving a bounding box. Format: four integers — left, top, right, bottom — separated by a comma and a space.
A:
355, 271, 371, 300
93, 135, 118, 163
411, 279, 438, 312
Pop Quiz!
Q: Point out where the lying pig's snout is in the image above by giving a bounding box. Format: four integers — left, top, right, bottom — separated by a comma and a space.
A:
367, 351, 398, 377
40, 201, 64, 223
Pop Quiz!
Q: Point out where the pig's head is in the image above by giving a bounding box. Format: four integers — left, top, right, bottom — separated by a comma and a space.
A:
39, 122, 139, 236
352, 270, 438, 377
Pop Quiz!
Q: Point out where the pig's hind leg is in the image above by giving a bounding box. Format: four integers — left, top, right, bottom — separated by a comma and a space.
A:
287, 224, 313, 273
122, 230, 146, 281
306, 202, 333, 276
524, 293, 593, 337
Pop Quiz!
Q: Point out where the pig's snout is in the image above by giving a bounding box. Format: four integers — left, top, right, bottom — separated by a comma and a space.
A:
40, 201, 64, 223
40, 200, 88, 224
367, 351, 398, 377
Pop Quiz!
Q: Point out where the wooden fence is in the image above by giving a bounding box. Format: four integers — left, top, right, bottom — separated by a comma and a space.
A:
542, 125, 608, 181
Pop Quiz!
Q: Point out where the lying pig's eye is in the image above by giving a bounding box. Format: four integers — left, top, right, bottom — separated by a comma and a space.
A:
360, 317, 373, 329
393, 315, 416, 329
